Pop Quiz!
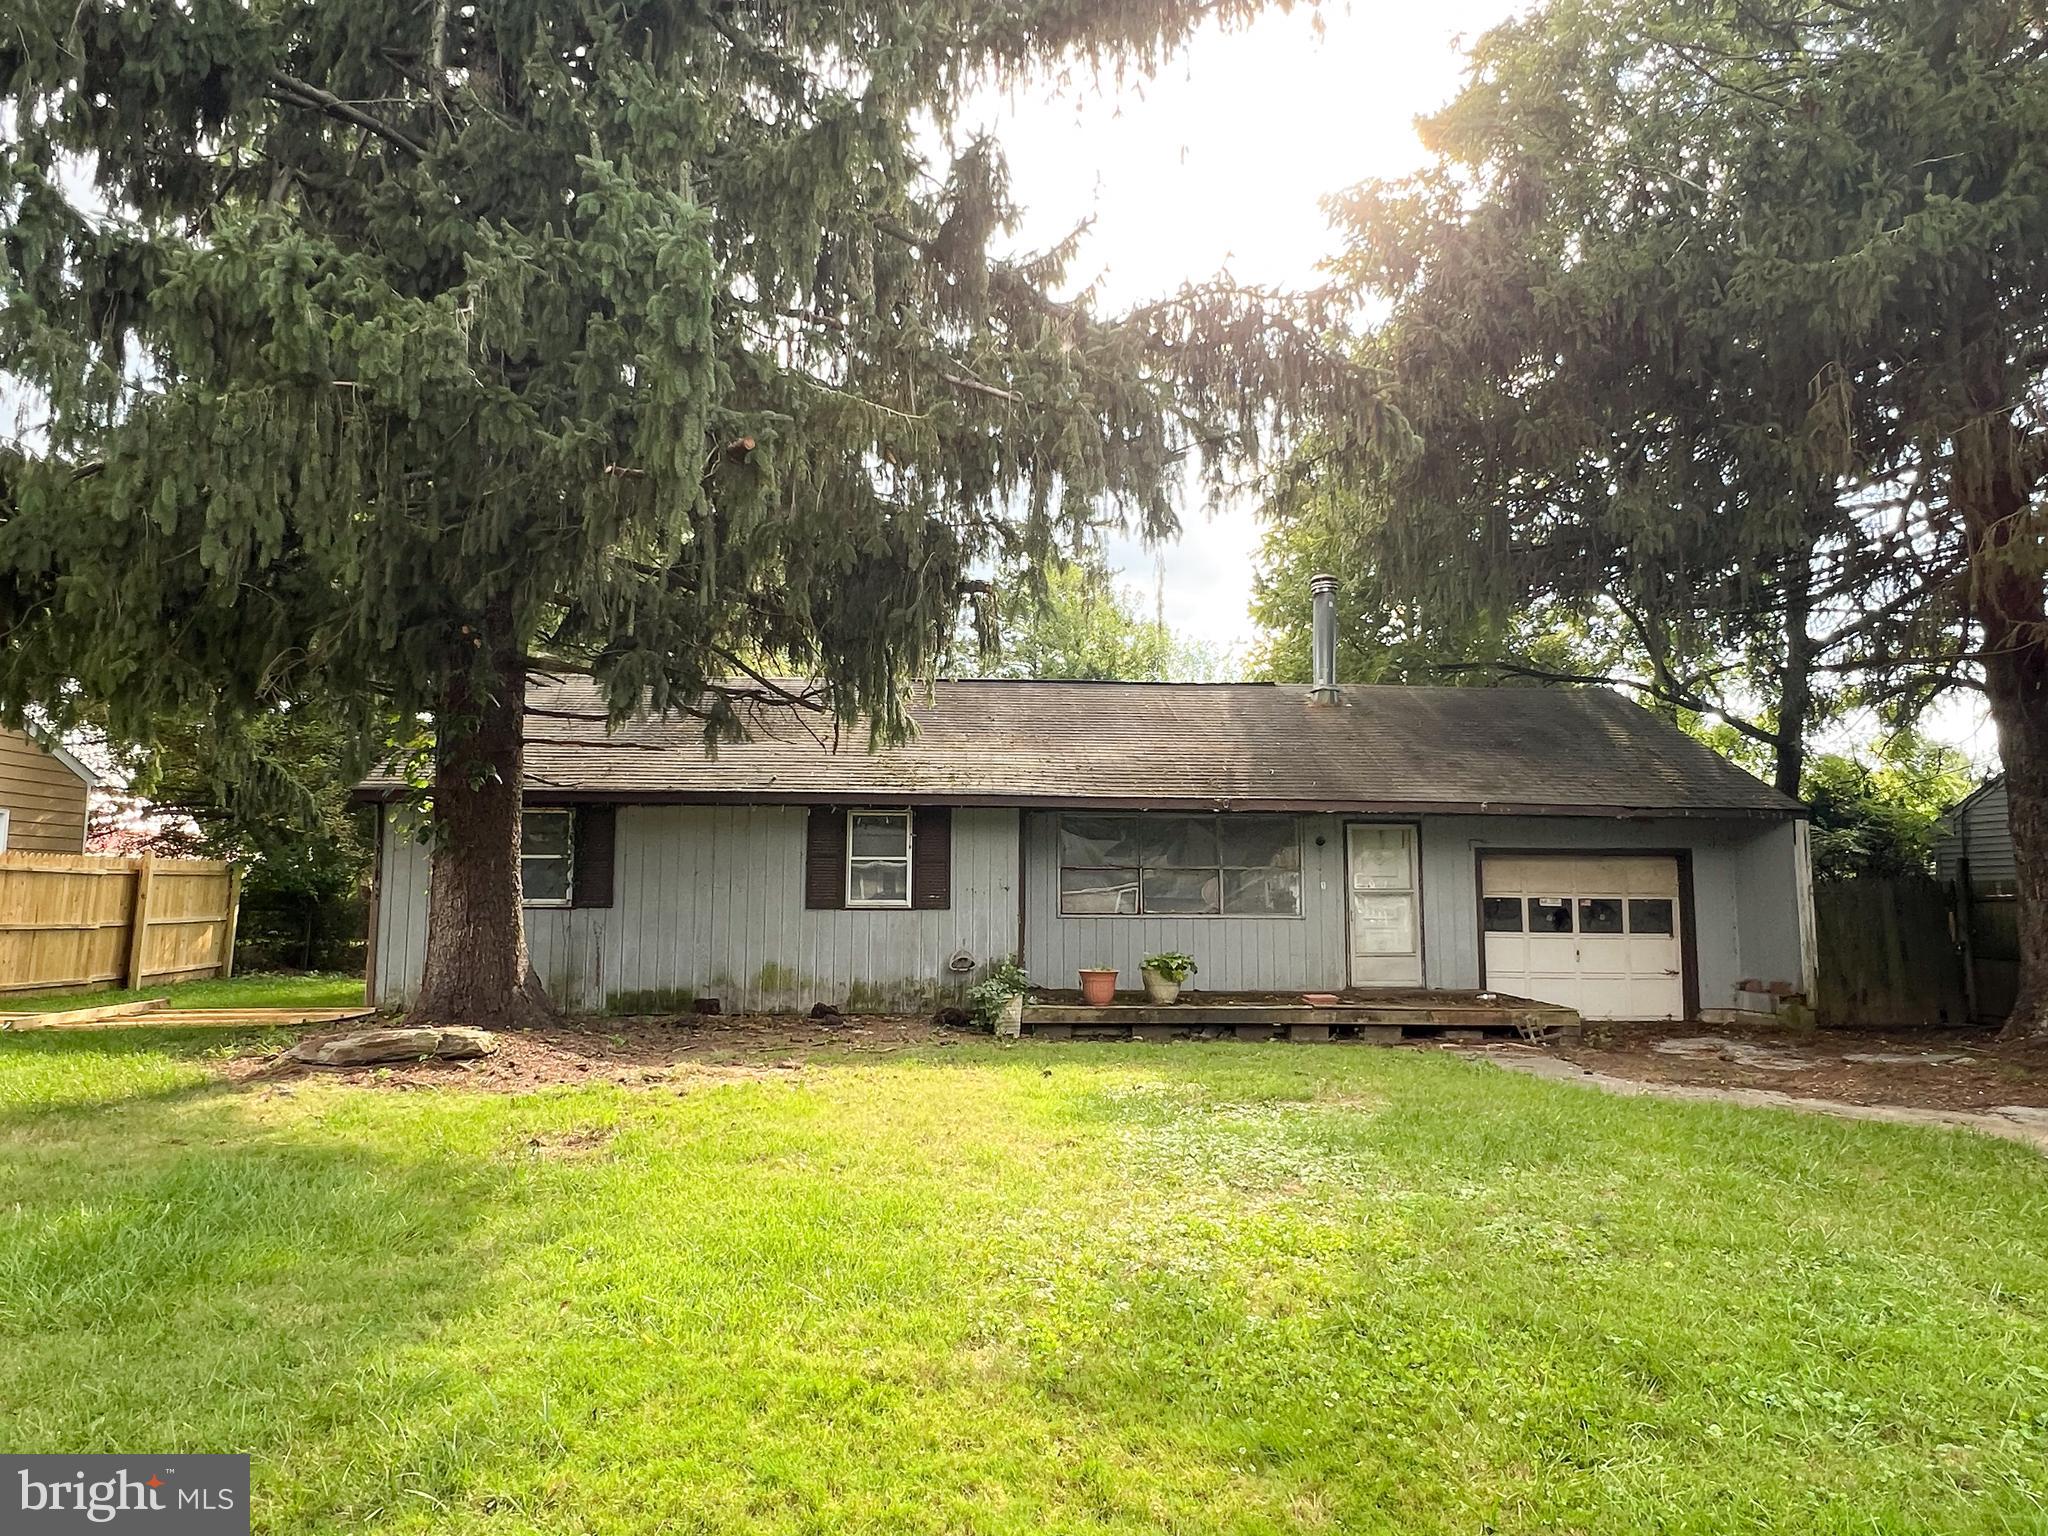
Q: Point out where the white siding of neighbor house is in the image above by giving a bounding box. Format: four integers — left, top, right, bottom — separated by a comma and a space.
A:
1934, 780, 2015, 890
374, 804, 1020, 1012
1019, 811, 1351, 992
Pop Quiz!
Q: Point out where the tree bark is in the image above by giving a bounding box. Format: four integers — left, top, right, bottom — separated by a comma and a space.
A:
1773, 555, 1815, 800
410, 646, 560, 1028
1957, 399, 2048, 1041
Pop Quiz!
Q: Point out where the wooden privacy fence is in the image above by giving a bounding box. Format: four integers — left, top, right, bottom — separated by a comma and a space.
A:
0, 852, 242, 997
1813, 875, 1969, 1027
1956, 891, 2019, 1025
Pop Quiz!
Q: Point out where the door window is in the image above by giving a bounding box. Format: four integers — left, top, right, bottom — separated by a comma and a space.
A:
1529, 897, 1574, 934
1351, 893, 1416, 955
1349, 829, 1412, 890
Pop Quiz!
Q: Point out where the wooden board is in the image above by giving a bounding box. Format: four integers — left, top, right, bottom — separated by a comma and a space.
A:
0, 996, 170, 1029
0, 1005, 373, 1033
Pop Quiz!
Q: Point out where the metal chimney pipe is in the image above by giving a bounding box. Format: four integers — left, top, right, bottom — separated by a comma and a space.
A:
1309, 573, 1341, 703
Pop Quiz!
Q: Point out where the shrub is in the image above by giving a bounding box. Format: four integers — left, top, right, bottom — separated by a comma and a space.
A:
966, 957, 1031, 1031
1141, 952, 1198, 983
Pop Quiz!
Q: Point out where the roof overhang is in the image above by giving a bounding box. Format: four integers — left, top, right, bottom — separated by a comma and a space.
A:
24, 725, 99, 788
357, 784, 1802, 820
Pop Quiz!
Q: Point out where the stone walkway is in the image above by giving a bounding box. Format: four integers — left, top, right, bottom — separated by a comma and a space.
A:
1474, 1045, 2048, 1155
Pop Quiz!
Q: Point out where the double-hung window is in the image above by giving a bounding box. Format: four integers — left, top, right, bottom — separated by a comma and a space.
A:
1058, 814, 1302, 917
847, 810, 912, 908
521, 809, 575, 906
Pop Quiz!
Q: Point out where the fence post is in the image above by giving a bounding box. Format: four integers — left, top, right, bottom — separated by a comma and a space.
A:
124, 852, 157, 989
220, 865, 244, 979
1954, 859, 1980, 1023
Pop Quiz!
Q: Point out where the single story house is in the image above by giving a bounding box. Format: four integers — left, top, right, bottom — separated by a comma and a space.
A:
1934, 775, 2020, 1021
1934, 775, 2015, 898
363, 671, 1815, 1023
0, 725, 96, 854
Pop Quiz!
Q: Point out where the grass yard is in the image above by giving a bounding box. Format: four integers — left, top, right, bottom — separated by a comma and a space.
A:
0, 971, 367, 1014
0, 1031, 2043, 1534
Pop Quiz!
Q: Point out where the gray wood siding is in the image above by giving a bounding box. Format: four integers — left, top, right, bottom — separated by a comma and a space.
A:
1019, 811, 1350, 992
373, 804, 1020, 1012
0, 728, 89, 853
1416, 813, 1807, 1010
374, 801, 1810, 1020
1934, 780, 2015, 890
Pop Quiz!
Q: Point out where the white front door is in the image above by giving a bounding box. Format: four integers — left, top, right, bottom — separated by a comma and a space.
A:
1480, 855, 1685, 1020
1347, 824, 1422, 988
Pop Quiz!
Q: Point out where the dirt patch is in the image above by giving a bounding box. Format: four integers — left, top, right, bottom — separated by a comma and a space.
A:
215, 1010, 2048, 1117
1556, 1019, 2048, 1113
223, 1013, 963, 1093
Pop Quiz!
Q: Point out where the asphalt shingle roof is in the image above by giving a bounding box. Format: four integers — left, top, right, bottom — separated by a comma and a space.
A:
366, 676, 1800, 818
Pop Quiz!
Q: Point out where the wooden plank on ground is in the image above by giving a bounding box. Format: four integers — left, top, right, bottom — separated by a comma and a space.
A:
0, 1005, 373, 1033
0, 997, 171, 1030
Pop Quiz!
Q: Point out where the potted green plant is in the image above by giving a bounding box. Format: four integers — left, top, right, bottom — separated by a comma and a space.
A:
1077, 966, 1118, 1006
968, 957, 1031, 1038
1141, 951, 1197, 1005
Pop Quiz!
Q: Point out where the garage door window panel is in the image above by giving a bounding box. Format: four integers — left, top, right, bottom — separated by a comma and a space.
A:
1530, 898, 1574, 934
1482, 897, 1523, 932
1578, 897, 1625, 934
1628, 898, 1675, 934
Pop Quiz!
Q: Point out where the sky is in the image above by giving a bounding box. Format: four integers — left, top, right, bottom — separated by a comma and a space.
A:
949, 0, 1520, 662
947, 3, 2000, 765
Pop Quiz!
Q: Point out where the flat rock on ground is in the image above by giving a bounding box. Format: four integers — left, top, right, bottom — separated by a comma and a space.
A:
287, 1026, 496, 1067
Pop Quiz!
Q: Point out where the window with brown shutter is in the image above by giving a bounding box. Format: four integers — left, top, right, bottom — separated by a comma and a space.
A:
912, 807, 952, 909
571, 805, 616, 908
805, 806, 847, 909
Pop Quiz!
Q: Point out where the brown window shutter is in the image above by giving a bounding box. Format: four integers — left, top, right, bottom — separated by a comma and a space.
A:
571, 806, 617, 908
805, 806, 847, 909
912, 807, 952, 909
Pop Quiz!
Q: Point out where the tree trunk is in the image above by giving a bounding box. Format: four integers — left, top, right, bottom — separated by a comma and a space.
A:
410, 648, 560, 1028
1957, 400, 2048, 1041
1773, 556, 1815, 800
1984, 609, 2048, 1041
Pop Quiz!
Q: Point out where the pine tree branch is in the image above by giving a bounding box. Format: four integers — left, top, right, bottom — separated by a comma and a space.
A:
264, 70, 430, 160
940, 372, 1024, 404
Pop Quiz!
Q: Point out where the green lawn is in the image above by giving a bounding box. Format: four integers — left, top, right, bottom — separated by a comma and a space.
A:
0, 1033, 2042, 1534
0, 971, 366, 1013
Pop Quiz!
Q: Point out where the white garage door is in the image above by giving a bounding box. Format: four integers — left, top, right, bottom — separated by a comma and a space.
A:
1481, 856, 1685, 1020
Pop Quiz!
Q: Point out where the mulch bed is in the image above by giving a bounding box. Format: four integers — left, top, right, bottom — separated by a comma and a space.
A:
1559, 1020, 2048, 1112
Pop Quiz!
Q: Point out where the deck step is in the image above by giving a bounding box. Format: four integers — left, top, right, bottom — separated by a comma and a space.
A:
1018, 1016, 1579, 1044
1016, 990, 1580, 1045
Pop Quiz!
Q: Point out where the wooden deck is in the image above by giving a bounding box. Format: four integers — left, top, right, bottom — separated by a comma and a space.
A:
1020, 987, 1580, 1044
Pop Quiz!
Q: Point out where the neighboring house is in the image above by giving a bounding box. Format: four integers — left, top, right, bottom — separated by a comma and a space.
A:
0, 725, 96, 854
362, 648, 1815, 1024
1934, 775, 2015, 896
1934, 775, 2020, 1021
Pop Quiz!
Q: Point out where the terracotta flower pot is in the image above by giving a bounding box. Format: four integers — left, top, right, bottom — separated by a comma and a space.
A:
1141, 967, 1181, 1005
1078, 968, 1118, 1006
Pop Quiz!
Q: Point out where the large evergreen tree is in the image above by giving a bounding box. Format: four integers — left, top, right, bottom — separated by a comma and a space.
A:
1260, 0, 2048, 1036
0, 0, 1379, 1023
